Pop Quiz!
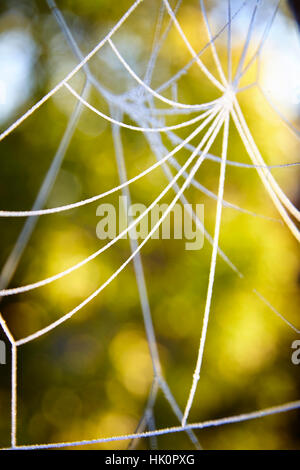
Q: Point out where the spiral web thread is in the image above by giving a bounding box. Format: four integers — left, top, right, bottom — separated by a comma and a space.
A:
0, 0, 299, 450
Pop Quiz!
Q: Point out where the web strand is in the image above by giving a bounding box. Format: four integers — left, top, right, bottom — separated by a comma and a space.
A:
182, 113, 230, 425
2, 399, 299, 450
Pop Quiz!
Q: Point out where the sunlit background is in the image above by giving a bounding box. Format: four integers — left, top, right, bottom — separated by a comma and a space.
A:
0, 0, 299, 450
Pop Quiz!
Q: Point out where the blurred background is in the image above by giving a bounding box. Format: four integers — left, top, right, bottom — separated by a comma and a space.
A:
0, 0, 299, 450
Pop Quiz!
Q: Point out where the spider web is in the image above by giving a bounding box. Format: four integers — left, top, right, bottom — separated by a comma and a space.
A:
0, 0, 299, 450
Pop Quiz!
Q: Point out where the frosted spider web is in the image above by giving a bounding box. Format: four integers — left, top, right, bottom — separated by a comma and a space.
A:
0, 0, 299, 450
